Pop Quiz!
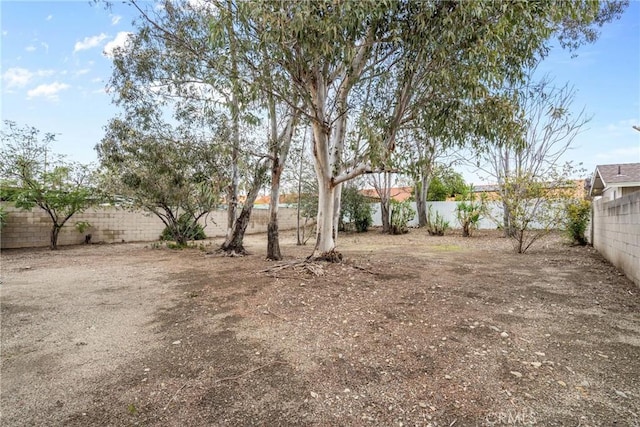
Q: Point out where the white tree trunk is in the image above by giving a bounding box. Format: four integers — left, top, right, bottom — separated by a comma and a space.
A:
315, 176, 337, 254
310, 114, 341, 255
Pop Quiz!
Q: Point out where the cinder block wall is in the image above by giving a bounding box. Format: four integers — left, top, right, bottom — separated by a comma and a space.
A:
592, 192, 640, 286
0, 203, 300, 249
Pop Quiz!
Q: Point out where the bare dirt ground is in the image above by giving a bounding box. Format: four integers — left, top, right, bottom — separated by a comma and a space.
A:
1, 228, 639, 427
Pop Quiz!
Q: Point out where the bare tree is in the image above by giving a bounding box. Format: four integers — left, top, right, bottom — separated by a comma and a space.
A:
473, 77, 591, 251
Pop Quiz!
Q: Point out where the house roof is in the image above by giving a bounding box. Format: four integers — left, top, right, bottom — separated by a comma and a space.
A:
254, 193, 300, 206
360, 186, 413, 202
473, 184, 501, 193
590, 163, 640, 196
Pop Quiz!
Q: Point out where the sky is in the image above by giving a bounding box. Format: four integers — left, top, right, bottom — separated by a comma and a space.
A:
1, 1, 639, 185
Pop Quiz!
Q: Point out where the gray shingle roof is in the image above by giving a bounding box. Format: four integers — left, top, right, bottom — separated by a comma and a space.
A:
590, 163, 640, 196
595, 163, 640, 185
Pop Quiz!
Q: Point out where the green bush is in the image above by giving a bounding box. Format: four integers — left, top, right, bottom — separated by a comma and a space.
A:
456, 201, 482, 237
160, 213, 206, 243
390, 199, 415, 234
454, 185, 486, 237
340, 186, 372, 233
426, 205, 449, 236
565, 199, 591, 245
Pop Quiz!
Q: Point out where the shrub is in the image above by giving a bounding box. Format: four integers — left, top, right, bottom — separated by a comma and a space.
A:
565, 199, 591, 245
456, 201, 482, 237
426, 205, 449, 236
455, 187, 486, 237
160, 213, 206, 243
390, 199, 415, 234
340, 186, 373, 233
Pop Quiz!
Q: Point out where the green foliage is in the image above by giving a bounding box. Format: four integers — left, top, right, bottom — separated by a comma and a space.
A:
565, 199, 591, 245
127, 403, 137, 416
426, 205, 449, 236
74, 221, 92, 234
389, 199, 415, 235
98, 118, 223, 247
455, 186, 486, 237
427, 167, 467, 201
500, 165, 580, 253
340, 186, 372, 233
0, 120, 96, 249
160, 213, 206, 244
299, 183, 319, 221
0, 205, 6, 228
107, 0, 625, 254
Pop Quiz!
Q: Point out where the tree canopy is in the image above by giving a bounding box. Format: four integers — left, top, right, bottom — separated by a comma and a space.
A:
225, 0, 625, 255
0, 120, 96, 249
102, 0, 625, 257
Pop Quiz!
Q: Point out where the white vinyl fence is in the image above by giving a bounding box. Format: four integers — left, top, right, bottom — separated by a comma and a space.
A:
371, 201, 503, 229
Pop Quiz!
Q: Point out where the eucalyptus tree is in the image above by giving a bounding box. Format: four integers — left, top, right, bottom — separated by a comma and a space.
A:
112, 0, 304, 258
396, 110, 455, 227
260, 68, 301, 260
232, 0, 623, 258
105, 0, 269, 254
209, 1, 305, 259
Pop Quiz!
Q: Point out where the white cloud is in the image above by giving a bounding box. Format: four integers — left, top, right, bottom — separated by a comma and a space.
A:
75, 68, 91, 76
27, 82, 71, 100
3, 67, 34, 88
2, 30, 7, 36
46, 14, 53, 21
103, 32, 133, 58
41, 42, 49, 53
74, 33, 108, 52
25, 45, 37, 52
186, 0, 217, 12
111, 15, 122, 25
91, 77, 103, 83
3, 67, 57, 94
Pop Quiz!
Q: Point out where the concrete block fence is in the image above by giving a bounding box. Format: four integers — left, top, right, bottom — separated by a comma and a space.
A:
0, 203, 299, 249
591, 192, 640, 286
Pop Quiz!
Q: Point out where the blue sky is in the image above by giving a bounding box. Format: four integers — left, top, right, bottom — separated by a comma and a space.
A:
1, 1, 639, 183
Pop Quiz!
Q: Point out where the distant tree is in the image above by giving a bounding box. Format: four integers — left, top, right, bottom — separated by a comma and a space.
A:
0, 120, 95, 250
369, 171, 394, 234
286, 127, 318, 246
340, 186, 373, 233
0, 205, 6, 228
219, 158, 269, 255
109, 0, 301, 258
427, 166, 467, 201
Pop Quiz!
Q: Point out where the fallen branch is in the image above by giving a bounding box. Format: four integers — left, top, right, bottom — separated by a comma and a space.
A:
263, 307, 289, 321
261, 260, 325, 276
349, 264, 378, 275
213, 361, 286, 385
164, 361, 287, 410
163, 382, 190, 411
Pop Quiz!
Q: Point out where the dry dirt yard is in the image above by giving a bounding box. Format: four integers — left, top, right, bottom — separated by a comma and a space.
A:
1, 229, 639, 427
